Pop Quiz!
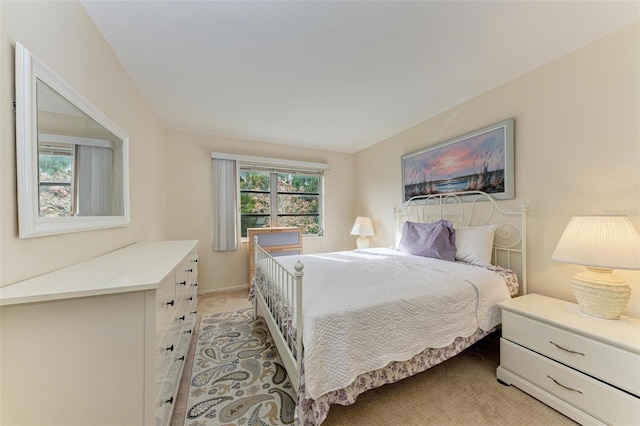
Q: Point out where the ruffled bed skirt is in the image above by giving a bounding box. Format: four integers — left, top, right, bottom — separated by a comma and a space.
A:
296, 327, 493, 425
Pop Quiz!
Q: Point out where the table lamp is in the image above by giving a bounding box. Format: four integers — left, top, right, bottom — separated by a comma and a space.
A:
551, 215, 640, 319
351, 216, 375, 249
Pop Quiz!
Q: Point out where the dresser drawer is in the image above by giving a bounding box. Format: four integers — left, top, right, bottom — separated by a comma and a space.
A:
166, 325, 191, 394
175, 268, 189, 300
185, 276, 197, 299
501, 339, 640, 425
156, 377, 174, 426
502, 310, 640, 396
186, 250, 198, 284
156, 315, 182, 384
183, 294, 197, 330
156, 337, 188, 426
156, 276, 177, 341
175, 256, 194, 298
183, 292, 196, 319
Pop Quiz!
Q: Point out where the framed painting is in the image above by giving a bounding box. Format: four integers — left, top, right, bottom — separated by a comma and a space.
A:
401, 118, 514, 202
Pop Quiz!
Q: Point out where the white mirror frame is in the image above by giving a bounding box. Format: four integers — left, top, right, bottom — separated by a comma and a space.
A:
15, 42, 130, 238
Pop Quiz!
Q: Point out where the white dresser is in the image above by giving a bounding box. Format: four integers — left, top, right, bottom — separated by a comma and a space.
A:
0, 240, 198, 426
497, 294, 640, 425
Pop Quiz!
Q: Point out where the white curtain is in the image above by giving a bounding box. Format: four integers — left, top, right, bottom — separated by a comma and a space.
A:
76, 145, 114, 216
212, 158, 239, 251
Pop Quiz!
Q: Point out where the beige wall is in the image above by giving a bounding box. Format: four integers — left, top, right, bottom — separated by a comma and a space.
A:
354, 23, 640, 317
164, 129, 355, 293
1, 2, 637, 317
0, 1, 167, 285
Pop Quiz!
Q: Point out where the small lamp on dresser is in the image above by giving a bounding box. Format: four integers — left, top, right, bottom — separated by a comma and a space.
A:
351, 216, 375, 249
551, 215, 640, 319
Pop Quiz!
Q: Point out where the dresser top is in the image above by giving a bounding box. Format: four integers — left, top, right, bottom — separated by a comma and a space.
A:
0, 240, 198, 307
499, 293, 640, 353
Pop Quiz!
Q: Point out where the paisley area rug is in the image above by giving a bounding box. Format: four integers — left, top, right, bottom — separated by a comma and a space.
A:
184, 307, 296, 425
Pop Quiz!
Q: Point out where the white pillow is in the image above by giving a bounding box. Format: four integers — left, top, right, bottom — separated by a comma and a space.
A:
454, 225, 497, 266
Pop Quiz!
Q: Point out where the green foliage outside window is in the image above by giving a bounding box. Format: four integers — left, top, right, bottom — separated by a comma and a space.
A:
240, 170, 321, 237
39, 153, 73, 217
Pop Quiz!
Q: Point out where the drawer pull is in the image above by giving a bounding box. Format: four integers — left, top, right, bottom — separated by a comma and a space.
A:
191, 282, 198, 287
166, 344, 174, 352
179, 281, 186, 286
165, 396, 173, 405
187, 297, 193, 301
167, 300, 174, 307
191, 259, 198, 263
177, 356, 185, 361
178, 316, 185, 321
191, 310, 197, 315
186, 329, 192, 334
186, 268, 193, 273
547, 375, 583, 394
549, 341, 585, 356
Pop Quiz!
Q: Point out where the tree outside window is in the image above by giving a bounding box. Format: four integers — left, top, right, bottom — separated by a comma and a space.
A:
240, 170, 322, 238
38, 145, 74, 217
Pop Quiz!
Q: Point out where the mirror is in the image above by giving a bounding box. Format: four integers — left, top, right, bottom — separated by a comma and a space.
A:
15, 42, 130, 238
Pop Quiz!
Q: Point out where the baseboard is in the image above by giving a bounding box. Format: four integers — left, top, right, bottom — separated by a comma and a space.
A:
198, 285, 248, 295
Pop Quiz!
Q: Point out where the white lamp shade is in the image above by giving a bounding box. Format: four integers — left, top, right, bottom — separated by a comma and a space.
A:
551, 216, 640, 270
350, 216, 375, 236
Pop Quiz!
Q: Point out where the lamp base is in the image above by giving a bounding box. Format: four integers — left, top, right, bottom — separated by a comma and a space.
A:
355, 235, 370, 249
571, 267, 630, 320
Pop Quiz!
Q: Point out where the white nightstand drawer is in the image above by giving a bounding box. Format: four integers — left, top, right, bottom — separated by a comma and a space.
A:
501, 339, 640, 426
502, 310, 640, 397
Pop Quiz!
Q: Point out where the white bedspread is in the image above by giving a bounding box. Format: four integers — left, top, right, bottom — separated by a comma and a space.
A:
271, 248, 511, 400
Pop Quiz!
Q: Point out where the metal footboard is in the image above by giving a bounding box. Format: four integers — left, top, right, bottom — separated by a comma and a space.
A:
252, 235, 304, 391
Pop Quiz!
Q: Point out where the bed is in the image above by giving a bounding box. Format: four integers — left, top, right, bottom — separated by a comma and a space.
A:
250, 191, 527, 425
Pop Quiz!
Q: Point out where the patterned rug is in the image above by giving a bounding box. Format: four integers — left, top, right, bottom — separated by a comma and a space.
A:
184, 308, 297, 425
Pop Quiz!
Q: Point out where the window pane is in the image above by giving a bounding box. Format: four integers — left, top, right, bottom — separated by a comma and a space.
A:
277, 194, 318, 214
241, 192, 270, 214
241, 215, 270, 238
240, 171, 270, 191
240, 168, 322, 238
279, 215, 319, 235
277, 174, 319, 193
39, 152, 73, 217
39, 184, 73, 217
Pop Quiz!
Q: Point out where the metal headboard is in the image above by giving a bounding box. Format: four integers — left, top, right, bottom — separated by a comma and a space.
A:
394, 191, 528, 295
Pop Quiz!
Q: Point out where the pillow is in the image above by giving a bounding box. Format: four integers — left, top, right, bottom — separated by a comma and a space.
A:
398, 220, 456, 261
454, 225, 497, 266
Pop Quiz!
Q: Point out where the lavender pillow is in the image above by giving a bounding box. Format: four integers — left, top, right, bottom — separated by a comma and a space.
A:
398, 220, 456, 261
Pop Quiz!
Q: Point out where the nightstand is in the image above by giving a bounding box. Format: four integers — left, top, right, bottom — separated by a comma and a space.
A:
497, 294, 640, 425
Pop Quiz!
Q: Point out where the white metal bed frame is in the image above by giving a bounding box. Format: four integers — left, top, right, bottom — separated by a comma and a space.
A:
252, 190, 528, 395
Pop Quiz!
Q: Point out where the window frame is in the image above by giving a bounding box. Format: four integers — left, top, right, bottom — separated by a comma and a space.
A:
239, 167, 324, 239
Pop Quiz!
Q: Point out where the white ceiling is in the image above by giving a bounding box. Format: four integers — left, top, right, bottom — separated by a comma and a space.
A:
81, 1, 639, 154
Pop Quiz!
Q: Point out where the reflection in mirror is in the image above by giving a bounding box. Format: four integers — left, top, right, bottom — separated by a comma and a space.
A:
36, 80, 124, 218
15, 42, 130, 238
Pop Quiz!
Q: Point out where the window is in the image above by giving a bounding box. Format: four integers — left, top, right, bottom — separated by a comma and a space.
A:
211, 152, 330, 251
38, 143, 75, 217
37, 140, 118, 218
240, 169, 322, 238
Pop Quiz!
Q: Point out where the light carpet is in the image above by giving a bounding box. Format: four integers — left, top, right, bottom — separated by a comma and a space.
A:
322, 331, 577, 426
183, 302, 576, 426
184, 308, 296, 425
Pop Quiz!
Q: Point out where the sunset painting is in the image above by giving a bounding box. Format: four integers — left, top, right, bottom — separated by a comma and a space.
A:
402, 119, 514, 201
